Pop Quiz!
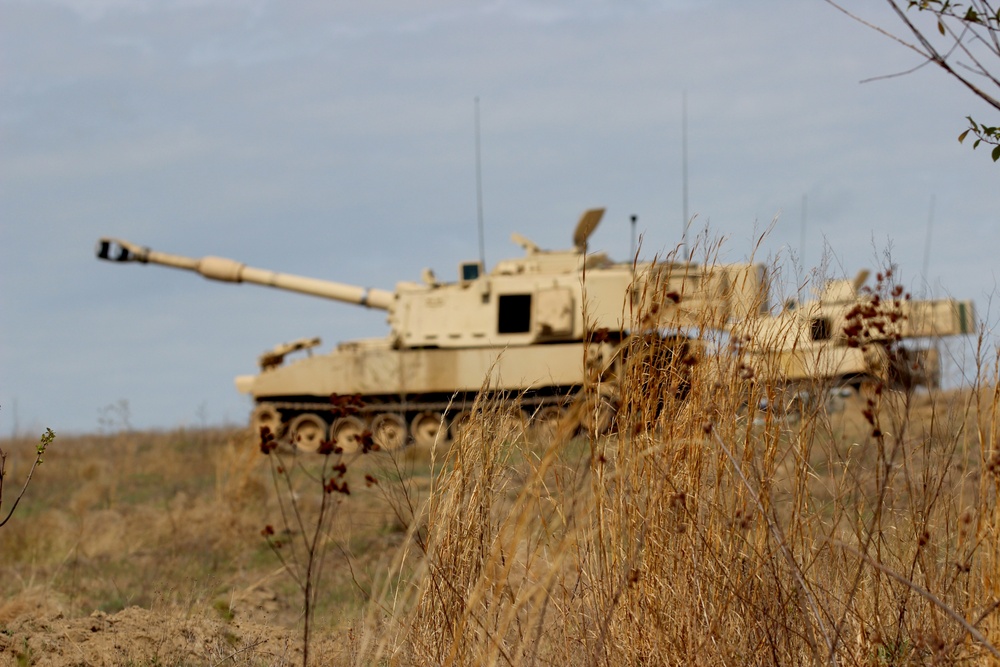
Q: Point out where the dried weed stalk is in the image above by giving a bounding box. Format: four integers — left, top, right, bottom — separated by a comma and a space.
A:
360, 245, 998, 666
259, 393, 377, 667
0, 427, 55, 529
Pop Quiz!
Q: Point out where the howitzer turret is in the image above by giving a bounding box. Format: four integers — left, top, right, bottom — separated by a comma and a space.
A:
96, 208, 975, 451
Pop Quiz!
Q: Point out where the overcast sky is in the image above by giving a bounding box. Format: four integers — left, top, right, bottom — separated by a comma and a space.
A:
2, 0, 996, 436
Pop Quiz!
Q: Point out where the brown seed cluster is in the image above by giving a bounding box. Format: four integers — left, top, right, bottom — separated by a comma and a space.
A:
260, 524, 284, 548
259, 426, 278, 455
330, 392, 364, 418
861, 385, 886, 439
358, 429, 378, 453
592, 327, 611, 343
324, 460, 350, 495
324, 478, 350, 495
638, 302, 662, 329
842, 269, 911, 349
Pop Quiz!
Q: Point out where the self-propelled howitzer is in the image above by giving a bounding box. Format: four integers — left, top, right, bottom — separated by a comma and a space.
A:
96, 208, 975, 451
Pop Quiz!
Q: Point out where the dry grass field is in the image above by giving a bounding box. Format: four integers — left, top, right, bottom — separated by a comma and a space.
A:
2, 264, 998, 665
0, 422, 418, 665
2, 371, 998, 666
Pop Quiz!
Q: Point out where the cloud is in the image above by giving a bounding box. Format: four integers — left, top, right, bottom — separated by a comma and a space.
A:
19, 0, 262, 22
3, 128, 210, 182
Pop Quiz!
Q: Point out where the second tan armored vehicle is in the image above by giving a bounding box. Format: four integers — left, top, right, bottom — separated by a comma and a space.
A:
97, 209, 975, 451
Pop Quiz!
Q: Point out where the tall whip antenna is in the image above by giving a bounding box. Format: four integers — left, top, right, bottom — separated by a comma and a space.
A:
475, 97, 486, 269
922, 194, 935, 296
800, 194, 808, 268
681, 91, 690, 257
630, 214, 637, 260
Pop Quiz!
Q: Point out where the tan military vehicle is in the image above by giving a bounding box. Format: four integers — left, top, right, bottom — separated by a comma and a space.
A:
96, 209, 974, 450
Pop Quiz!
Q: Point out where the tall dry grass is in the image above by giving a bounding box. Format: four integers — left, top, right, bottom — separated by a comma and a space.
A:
359, 255, 999, 666
2, 251, 996, 667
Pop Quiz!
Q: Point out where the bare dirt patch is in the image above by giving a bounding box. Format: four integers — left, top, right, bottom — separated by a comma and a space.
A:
0, 427, 423, 666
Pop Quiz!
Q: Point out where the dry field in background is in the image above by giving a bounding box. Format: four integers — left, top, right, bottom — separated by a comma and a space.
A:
1, 373, 998, 666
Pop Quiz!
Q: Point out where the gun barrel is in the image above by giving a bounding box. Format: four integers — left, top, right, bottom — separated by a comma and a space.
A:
96, 237, 394, 310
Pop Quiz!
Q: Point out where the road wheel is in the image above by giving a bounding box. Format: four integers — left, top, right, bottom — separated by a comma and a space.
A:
411, 411, 445, 450
288, 413, 328, 453
331, 416, 366, 454
251, 404, 283, 440
372, 413, 407, 450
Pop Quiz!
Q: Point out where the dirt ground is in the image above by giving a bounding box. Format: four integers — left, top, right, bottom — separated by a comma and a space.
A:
0, 427, 427, 666
0, 588, 331, 667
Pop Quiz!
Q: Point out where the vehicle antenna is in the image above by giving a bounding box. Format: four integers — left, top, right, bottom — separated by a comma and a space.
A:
630, 214, 637, 260
681, 91, 689, 257
799, 194, 808, 270
922, 194, 935, 297
474, 96, 486, 270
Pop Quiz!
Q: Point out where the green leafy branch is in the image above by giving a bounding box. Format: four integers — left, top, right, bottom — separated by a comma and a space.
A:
958, 116, 1000, 160
909, 1, 1000, 159
907, 0, 1000, 30
826, 0, 1000, 161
